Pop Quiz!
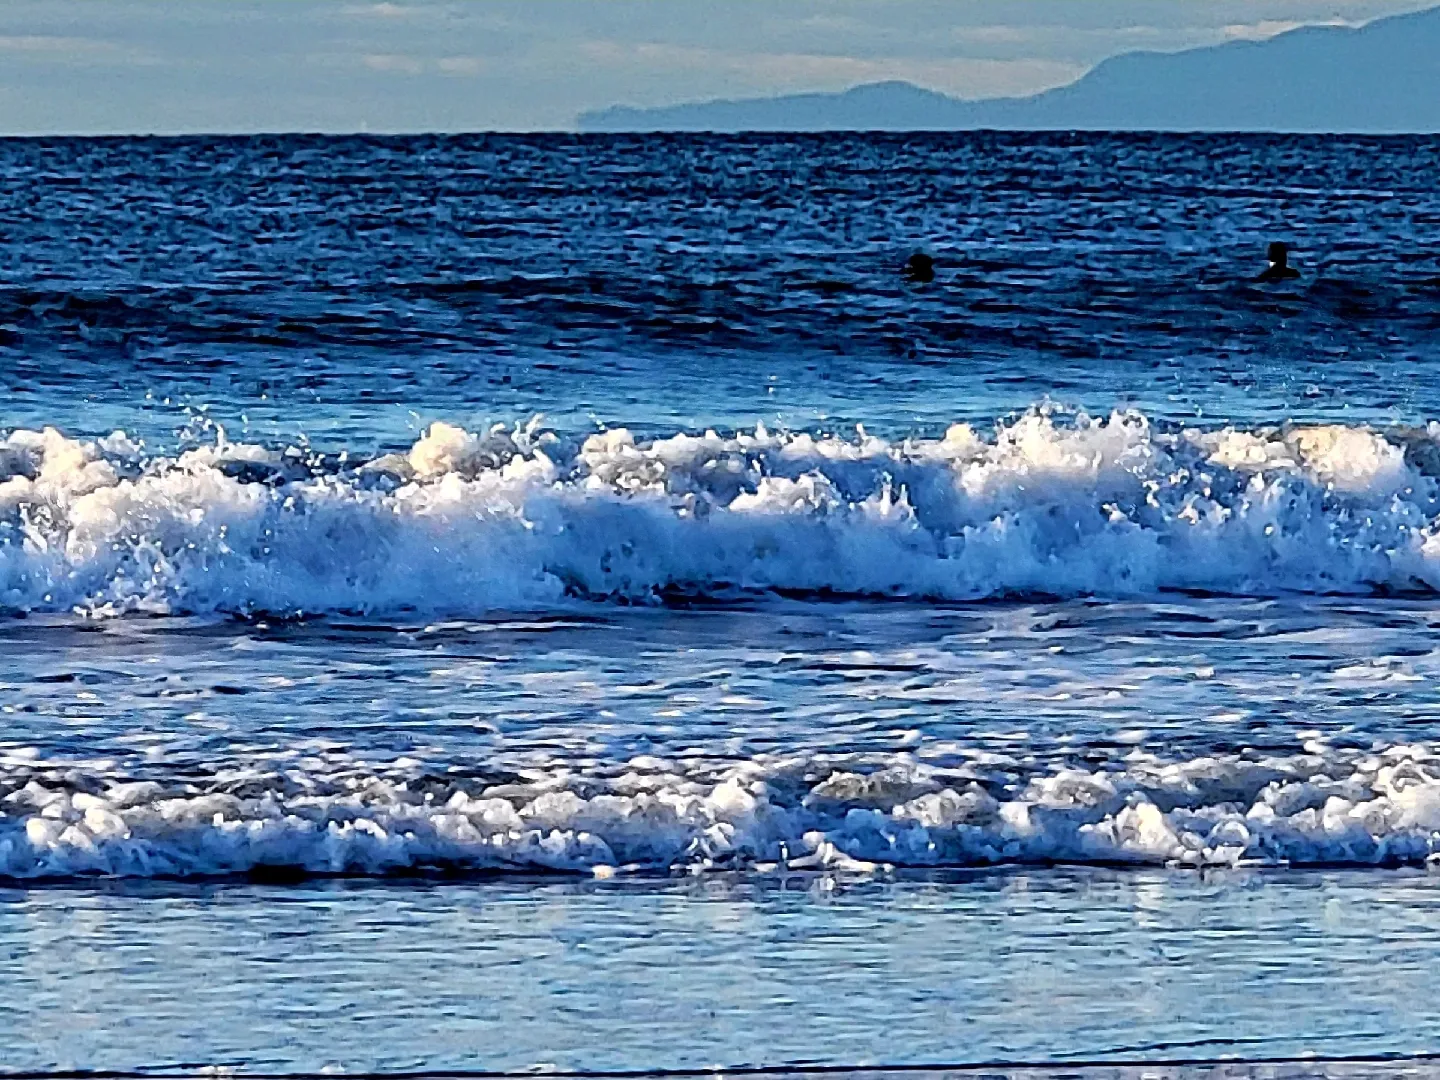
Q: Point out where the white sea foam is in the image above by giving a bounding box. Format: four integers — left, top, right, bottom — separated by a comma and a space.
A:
4, 408, 1440, 616
4, 743, 1440, 880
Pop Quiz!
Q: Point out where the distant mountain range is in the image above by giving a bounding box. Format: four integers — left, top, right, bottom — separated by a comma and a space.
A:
579, 5, 1440, 133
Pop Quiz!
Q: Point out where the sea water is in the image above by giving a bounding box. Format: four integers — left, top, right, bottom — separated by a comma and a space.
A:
1, 132, 1440, 1073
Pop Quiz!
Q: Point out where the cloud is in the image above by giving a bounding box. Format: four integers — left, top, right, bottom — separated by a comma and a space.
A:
0, 34, 135, 57
578, 41, 1084, 100
361, 52, 425, 74
0, 32, 162, 71
1220, 17, 1354, 40
341, 2, 437, 18
939, 19, 1352, 57
436, 56, 486, 75
357, 51, 488, 77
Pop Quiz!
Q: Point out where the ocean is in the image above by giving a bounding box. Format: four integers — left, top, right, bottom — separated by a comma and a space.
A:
3, 131, 1440, 1074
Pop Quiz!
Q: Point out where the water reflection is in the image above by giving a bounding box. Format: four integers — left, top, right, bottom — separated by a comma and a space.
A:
4, 868, 1440, 1073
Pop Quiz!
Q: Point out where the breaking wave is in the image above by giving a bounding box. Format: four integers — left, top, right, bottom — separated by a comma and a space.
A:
6, 743, 1440, 880
6, 406, 1440, 616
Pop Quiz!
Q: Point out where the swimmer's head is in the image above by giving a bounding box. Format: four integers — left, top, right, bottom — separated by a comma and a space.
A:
1267, 241, 1290, 266
904, 252, 935, 282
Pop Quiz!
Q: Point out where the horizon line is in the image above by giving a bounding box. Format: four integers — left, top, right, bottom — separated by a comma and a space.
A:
1, 122, 1437, 139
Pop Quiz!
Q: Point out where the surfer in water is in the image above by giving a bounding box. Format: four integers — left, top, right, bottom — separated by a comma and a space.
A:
1257, 241, 1300, 283
903, 252, 935, 283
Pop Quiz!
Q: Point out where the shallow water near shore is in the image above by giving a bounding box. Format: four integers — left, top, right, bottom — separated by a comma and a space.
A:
7, 868, 1440, 1073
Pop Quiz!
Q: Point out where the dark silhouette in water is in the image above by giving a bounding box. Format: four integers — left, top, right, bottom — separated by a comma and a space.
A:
1257, 241, 1301, 282
904, 252, 935, 283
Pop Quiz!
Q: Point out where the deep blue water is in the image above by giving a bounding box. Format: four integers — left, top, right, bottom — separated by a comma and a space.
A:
3, 133, 1438, 445
2, 133, 1440, 1074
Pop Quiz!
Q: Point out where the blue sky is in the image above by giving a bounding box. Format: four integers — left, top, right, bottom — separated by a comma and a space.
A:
0, 0, 1431, 133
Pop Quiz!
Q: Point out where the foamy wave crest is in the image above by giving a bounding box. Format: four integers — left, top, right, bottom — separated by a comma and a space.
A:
6, 407, 1440, 615
5, 744, 1440, 880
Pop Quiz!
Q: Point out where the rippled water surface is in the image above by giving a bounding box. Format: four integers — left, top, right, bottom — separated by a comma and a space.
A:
8, 870, 1440, 1074
3, 132, 1440, 1072
2, 132, 1438, 442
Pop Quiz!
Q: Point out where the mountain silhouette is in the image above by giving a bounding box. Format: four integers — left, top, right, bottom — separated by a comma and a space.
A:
579, 5, 1440, 133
